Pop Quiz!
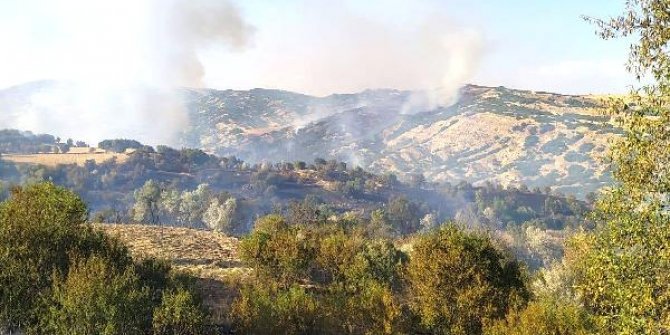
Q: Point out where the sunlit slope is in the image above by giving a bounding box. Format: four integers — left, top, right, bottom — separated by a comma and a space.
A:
183, 85, 617, 198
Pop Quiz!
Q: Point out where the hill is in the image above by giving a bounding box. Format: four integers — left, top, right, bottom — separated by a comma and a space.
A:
0, 139, 591, 237
181, 85, 617, 198
0, 82, 619, 197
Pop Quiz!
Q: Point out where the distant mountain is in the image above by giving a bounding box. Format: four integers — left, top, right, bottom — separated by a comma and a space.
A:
0, 82, 618, 197
180, 85, 617, 198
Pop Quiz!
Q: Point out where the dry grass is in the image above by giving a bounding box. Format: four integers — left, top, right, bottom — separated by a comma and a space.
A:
98, 224, 250, 323
2, 151, 128, 167
99, 223, 249, 280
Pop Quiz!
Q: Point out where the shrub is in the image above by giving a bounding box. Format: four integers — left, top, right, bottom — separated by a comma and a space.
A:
0, 182, 208, 334
322, 280, 407, 334
0, 182, 131, 331
41, 256, 151, 335
152, 288, 207, 335
483, 299, 596, 335
232, 284, 321, 335
239, 215, 316, 285
407, 224, 530, 335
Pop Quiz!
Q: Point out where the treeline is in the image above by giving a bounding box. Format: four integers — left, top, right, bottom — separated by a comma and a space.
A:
0, 129, 86, 154
0, 140, 591, 236
0, 129, 58, 153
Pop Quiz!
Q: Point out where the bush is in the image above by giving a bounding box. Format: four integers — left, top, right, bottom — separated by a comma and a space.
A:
407, 224, 530, 335
343, 239, 406, 288
152, 288, 207, 335
232, 284, 322, 335
41, 256, 151, 335
239, 215, 316, 285
483, 299, 596, 335
0, 182, 131, 331
322, 279, 407, 334
236, 215, 412, 334
0, 182, 208, 334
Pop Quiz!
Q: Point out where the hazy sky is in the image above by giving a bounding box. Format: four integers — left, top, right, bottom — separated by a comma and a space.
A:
0, 0, 636, 95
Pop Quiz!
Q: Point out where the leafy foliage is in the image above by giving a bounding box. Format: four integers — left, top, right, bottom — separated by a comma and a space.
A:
0, 182, 207, 334
42, 256, 151, 335
483, 298, 595, 335
0, 182, 130, 331
570, 1, 670, 333
236, 213, 529, 334
152, 288, 207, 335
407, 225, 530, 335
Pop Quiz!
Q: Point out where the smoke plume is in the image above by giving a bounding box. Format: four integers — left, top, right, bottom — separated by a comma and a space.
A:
206, 3, 483, 112
0, 0, 254, 145
1, 0, 482, 144
154, 0, 255, 87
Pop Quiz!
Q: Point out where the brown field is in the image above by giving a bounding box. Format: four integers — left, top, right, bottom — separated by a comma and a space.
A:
99, 223, 246, 279
98, 224, 249, 323
1, 151, 128, 167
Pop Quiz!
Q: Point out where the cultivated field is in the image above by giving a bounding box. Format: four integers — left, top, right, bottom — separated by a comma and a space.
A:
1, 150, 128, 167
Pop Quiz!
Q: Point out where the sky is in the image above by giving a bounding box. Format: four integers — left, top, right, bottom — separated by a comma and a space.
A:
0, 0, 637, 96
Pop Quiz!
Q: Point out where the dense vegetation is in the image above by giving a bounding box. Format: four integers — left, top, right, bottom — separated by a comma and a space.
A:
232, 214, 531, 335
570, 1, 670, 333
0, 134, 591, 274
0, 183, 207, 334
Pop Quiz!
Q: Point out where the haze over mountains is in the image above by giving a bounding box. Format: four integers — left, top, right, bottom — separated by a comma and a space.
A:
0, 81, 618, 198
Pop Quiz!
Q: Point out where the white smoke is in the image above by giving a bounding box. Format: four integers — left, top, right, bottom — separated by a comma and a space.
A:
206, 5, 484, 112
0, 0, 254, 145
152, 0, 254, 87
1, 0, 483, 144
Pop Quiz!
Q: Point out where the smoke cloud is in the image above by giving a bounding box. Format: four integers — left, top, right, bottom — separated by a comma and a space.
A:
154, 0, 255, 87
206, 3, 483, 111
0, 0, 254, 145
1, 0, 482, 144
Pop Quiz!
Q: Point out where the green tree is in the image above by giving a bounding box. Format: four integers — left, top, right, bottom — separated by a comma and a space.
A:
203, 197, 237, 233
0, 182, 130, 332
133, 179, 162, 224
0, 182, 208, 334
386, 197, 422, 235
571, 1, 670, 333
407, 225, 529, 335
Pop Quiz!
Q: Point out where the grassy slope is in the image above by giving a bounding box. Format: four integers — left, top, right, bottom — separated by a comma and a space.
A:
99, 224, 248, 324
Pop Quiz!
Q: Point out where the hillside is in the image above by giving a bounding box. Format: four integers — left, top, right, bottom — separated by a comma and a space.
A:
181, 85, 617, 198
0, 82, 619, 197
